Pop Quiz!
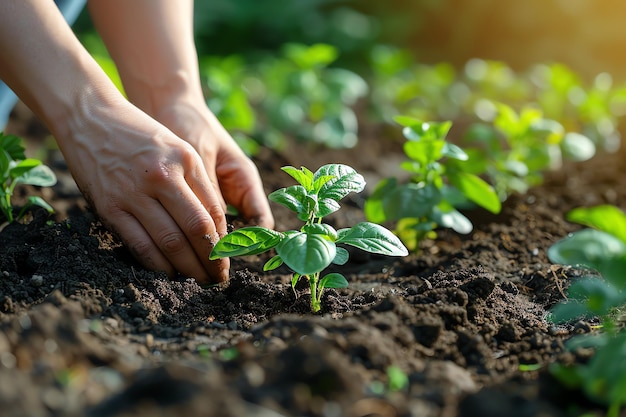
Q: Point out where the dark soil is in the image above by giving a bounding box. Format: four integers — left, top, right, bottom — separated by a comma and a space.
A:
1, 103, 624, 417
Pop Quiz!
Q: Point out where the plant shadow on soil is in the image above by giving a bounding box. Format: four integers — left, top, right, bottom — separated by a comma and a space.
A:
1, 106, 626, 417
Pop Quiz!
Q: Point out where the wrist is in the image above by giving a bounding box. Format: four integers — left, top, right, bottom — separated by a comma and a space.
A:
44, 66, 127, 144
121, 69, 206, 119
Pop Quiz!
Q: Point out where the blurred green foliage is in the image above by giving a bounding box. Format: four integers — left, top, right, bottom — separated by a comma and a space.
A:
365, 118, 501, 251
548, 205, 626, 416
367, 48, 623, 153
201, 43, 368, 153
192, 1, 380, 64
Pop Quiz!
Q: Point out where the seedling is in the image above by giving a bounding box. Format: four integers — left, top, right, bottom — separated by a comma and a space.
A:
365, 117, 501, 251
0, 132, 57, 223
210, 164, 408, 313
463, 103, 596, 199
548, 205, 626, 416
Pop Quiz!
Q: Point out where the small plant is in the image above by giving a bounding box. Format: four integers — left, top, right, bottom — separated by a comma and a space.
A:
463, 103, 596, 199
0, 132, 57, 223
365, 117, 501, 251
548, 205, 626, 416
200, 43, 369, 154
210, 164, 408, 313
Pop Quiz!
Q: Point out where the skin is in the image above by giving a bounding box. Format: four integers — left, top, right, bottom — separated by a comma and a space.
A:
0, 0, 274, 283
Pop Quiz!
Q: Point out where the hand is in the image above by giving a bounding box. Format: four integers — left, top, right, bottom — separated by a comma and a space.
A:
152, 98, 275, 230
59, 95, 231, 283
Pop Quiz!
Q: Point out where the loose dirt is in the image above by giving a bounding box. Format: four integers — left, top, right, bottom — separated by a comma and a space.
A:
1, 105, 624, 417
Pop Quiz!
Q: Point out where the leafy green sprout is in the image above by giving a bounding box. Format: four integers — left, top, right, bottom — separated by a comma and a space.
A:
365, 117, 501, 251
0, 132, 57, 223
460, 102, 597, 204
210, 164, 408, 313
369, 366, 409, 395
548, 205, 626, 415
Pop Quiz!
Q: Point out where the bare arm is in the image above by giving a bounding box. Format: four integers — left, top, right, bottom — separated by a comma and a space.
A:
0, 0, 237, 283
88, 0, 275, 228
0, 1, 114, 136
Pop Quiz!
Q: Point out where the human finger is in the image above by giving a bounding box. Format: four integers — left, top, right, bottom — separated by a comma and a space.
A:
153, 156, 230, 282
103, 208, 176, 277
218, 156, 275, 229
131, 195, 220, 282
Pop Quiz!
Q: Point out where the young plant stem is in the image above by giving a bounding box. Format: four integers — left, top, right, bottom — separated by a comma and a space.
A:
2, 192, 13, 222
308, 272, 322, 313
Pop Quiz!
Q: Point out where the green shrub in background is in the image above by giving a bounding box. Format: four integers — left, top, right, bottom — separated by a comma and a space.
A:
462, 103, 596, 200
0, 133, 56, 223
548, 205, 626, 417
365, 117, 501, 251
201, 43, 368, 154
191, 1, 380, 63
367, 50, 623, 154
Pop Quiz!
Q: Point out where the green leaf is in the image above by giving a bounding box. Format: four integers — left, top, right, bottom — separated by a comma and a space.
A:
315, 164, 365, 202
566, 205, 626, 243
210, 227, 283, 259
263, 255, 284, 271
530, 118, 565, 143
549, 300, 593, 323
26, 196, 54, 214
337, 222, 408, 256
431, 207, 473, 234
398, 119, 452, 141
549, 363, 585, 390
404, 140, 445, 166
312, 175, 335, 194
393, 115, 422, 127
0, 149, 10, 176
319, 273, 349, 289
313, 110, 359, 149
325, 68, 369, 105
567, 278, 625, 316
281, 166, 314, 190
316, 198, 341, 219
365, 180, 440, 223
595, 255, 626, 288
583, 332, 626, 406
442, 142, 469, 161
447, 171, 501, 214
9, 159, 41, 179
504, 160, 529, 177
364, 178, 396, 223
494, 103, 520, 136
562, 132, 596, 161
332, 247, 349, 265
14, 163, 56, 187
302, 223, 338, 240
276, 232, 336, 275
548, 229, 626, 270
0, 133, 26, 160
288, 43, 338, 69
268, 185, 309, 217
291, 273, 302, 290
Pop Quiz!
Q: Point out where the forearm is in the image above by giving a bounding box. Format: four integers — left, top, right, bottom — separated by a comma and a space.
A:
88, 0, 204, 117
0, 0, 122, 140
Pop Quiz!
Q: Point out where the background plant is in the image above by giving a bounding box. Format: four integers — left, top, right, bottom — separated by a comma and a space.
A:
462, 103, 596, 199
0, 132, 57, 223
547, 205, 626, 417
364, 117, 501, 251
210, 164, 408, 313
367, 53, 625, 154
201, 43, 369, 154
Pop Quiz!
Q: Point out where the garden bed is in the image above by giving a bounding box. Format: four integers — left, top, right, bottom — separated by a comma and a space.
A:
1, 106, 624, 417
